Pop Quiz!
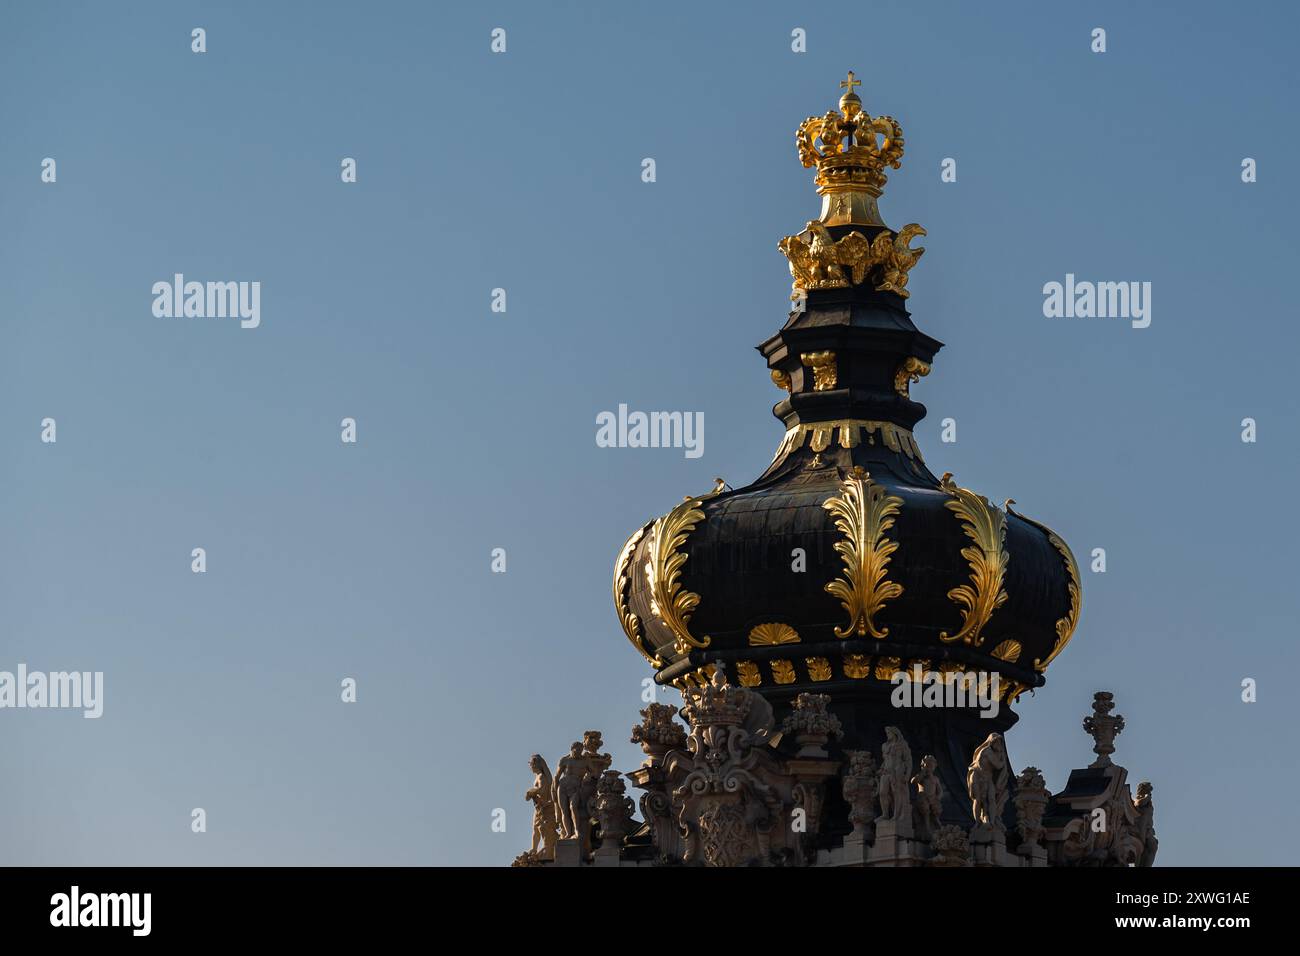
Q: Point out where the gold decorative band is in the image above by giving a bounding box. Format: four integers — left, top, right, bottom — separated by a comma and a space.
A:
718, 654, 1027, 702
769, 419, 924, 466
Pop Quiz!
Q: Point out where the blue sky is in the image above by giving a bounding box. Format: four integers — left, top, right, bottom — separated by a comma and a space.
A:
1, 0, 1296, 865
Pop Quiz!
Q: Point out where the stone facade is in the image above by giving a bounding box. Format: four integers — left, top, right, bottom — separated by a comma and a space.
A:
513, 679, 1156, 868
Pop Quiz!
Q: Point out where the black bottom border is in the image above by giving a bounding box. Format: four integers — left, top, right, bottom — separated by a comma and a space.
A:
0, 865, 1280, 940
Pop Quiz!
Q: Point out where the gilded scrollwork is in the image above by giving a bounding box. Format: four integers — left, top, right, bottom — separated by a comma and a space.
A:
822, 466, 905, 639
938, 473, 1009, 647
613, 523, 660, 667
1005, 502, 1082, 672
644, 478, 727, 655
894, 356, 931, 398
800, 350, 838, 391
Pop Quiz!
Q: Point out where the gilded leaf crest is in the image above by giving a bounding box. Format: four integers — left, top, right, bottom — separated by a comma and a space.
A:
822, 466, 905, 639
644, 478, 727, 655
939, 473, 1009, 647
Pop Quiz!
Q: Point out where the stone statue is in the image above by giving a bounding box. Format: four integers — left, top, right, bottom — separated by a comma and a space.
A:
911, 754, 943, 839
967, 732, 1010, 838
525, 754, 558, 860
552, 732, 613, 852
553, 741, 586, 840
1133, 781, 1158, 868
876, 727, 913, 827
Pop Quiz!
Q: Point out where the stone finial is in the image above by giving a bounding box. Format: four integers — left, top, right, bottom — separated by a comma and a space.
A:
1013, 766, 1049, 849
680, 668, 753, 728
631, 702, 687, 762
841, 750, 878, 840
781, 693, 843, 757
594, 770, 636, 845
1082, 691, 1125, 768
929, 824, 971, 867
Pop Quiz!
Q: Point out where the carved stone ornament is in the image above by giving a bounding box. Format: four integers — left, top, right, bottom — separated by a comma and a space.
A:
841, 750, 878, 841
929, 824, 971, 867
781, 693, 843, 757
1083, 691, 1125, 768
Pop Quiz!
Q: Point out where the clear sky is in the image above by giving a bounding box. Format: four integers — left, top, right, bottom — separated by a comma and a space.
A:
1, 0, 1296, 866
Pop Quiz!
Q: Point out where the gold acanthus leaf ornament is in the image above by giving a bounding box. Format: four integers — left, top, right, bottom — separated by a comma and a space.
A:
771, 660, 797, 684
822, 466, 905, 639
844, 654, 872, 679
939, 473, 1009, 647
613, 523, 661, 668
644, 478, 727, 656
1005, 501, 1082, 672
806, 657, 832, 681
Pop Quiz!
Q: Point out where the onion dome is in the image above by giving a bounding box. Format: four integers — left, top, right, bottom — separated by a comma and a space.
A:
613, 75, 1081, 711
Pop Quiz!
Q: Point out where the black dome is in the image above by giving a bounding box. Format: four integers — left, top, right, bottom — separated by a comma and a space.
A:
614, 277, 1081, 707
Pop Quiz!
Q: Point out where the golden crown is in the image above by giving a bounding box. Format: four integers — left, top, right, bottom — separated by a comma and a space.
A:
779, 74, 925, 298
796, 72, 905, 227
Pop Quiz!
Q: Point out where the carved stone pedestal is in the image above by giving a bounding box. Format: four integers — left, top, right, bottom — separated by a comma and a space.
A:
970, 832, 1010, 867
819, 834, 872, 867
593, 843, 622, 867
554, 837, 582, 868
1018, 843, 1048, 867
868, 819, 924, 867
